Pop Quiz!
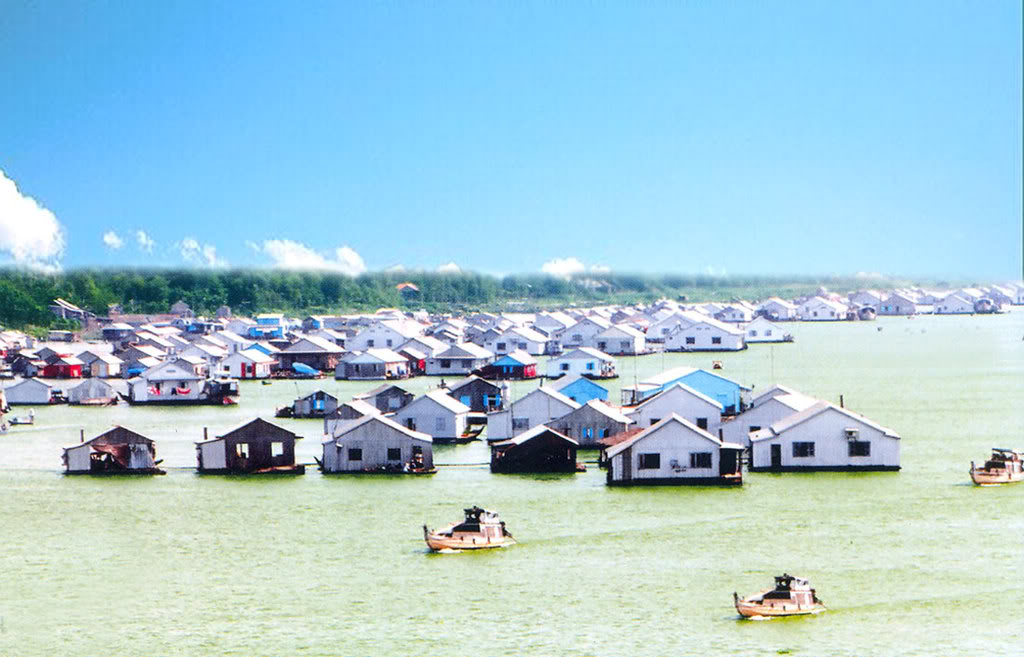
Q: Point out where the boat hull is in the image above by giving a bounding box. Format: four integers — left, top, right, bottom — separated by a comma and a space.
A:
970, 469, 1023, 485
734, 600, 825, 618
424, 533, 516, 551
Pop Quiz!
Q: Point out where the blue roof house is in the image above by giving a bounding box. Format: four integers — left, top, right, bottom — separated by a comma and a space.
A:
553, 376, 609, 405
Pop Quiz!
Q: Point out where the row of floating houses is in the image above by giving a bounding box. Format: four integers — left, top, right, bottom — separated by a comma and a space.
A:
3, 281, 1020, 409
58, 360, 902, 485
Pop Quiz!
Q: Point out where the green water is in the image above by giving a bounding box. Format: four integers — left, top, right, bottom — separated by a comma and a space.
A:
2, 313, 1022, 656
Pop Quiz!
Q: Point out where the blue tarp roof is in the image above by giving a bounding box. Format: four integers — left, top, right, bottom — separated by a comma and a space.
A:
291, 362, 318, 375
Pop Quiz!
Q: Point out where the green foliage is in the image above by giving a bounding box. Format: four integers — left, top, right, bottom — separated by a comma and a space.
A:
0, 266, 939, 331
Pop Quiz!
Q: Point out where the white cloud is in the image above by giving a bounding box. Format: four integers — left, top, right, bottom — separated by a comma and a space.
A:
541, 257, 586, 278
0, 169, 65, 272
259, 239, 367, 276
385, 264, 407, 273
437, 261, 461, 274
136, 230, 155, 253
855, 271, 884, 280
590, 264, 611, 274
180, 236, 227, 267
102, 231, 124, 250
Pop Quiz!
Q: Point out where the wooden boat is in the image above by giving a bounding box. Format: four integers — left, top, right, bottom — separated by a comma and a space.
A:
734, 574, 825, 619
970, 448, 1024, 485
9, 409, 35, 425
424, 506, 516, 551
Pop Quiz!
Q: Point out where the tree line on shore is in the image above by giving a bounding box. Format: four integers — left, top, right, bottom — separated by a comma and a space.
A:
0, 267, 929, 332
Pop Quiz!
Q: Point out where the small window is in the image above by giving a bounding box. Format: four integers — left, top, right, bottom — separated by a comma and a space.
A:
440, 359, 451, 368
406, 418, 416, 431
348, 447, 362, 461
386, 339, 393, 347
497, 342, 506, 351
696, 417, 708, 430
638, 453, 661, 469
367, 339, 375, 347
561, 363, 570, 371
597, 342, 607, 350
387, 448, 401, 461
572, 334, 582, 342
689, 452, 712, 468
620, 340, 629, 351
793, 442, 815, 458
848, 441, 871, 457
748, 425, 761, 433
388, 396, 402, 409
711, 337, 721, 345
512, 418, 529, 430
435, 417, 445, 432
685, 337, 695, 345
271, 442, 284, 457
235, 443, 250, 458
765, 330, 772, 336
582, 427, 593, 439
412, 445, 422, 456
750, 330, 758, 337
650, 417, 660, 426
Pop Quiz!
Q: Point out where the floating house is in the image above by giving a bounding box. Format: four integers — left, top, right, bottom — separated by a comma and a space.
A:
561, 317, 612, 348
77, 350, 123, 378
352, 383, 414, 414
545, 347, 616, 379
487, 386, 580, 441
63, 426, 165, 475
756, 298, 799, 321
127, 359, 238, 405
4, 378, 51, 405
196, 418, 305, 474
798, 297, 847, 321
549, 400, 632, 448
221, 348, 275, 379
664, 319, 745, 351
589, 324, 647, 356
67, 378, 118, 405
624, 382, 724, 436
321, 413, 433, 474
323, 399, 382, 436
744, 317, 791, 343
479, 350, 538, 380
335, 348, 409, 380
391, 390, 471, 443
41, 354, 84, 379
605, 415, 744, 486
720, 386, 818, 447
749, 401, 900, 471
424, 343, 494, 376
620, 367, 751, 415
292, 390, 339, 418
489, 425, 579, 474
443, 375, 504, 413
278, 336, 344, 372
551, 375, 608, 405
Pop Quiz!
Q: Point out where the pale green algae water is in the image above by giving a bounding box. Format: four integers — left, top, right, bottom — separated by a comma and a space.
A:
1, 312, 1022, 656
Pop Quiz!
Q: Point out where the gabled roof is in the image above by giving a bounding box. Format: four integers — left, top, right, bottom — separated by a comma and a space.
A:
333, 413, 433, 444
354, 383, 410, 399
493, 350, 537, 367
200, 417, 301, 444
343, 348, 406, 364
750, 384, 803, 406
566, 316, 612, 331
750, 400, 900, 442
596, 324, 645, 339
513, 385, 581, 411
231, 348, 276, 364
555, 347, 615, 362
552, 374, 607, 394
505, 326, 549, 343
574, 399, 633, 424
339, 399, 382, 418
758, 297, 798, 310
606, 414, 739, 458
418, 389, 471, 414
284, 335, 344, 354
683, 317, 745, 336
489, 423, 578, 448
445, 374, 501, 394
436, 342, 493, 359
629, 382, 723, 412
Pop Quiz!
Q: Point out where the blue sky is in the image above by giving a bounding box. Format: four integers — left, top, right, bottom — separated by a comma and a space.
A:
0, 1, 1020, 278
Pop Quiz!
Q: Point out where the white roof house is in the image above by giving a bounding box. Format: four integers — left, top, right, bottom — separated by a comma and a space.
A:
605, 414, 744, 486
424, 343, 494, 376
750, 401, 900, 471
549, 399, 633, 448
935, 293, 975, 314
589, 324, 647, 355
561, 317, 613, 348
390, 390, 471, 442
798, 297, 847, 321
664, 317, 745, 352
757, 297, 799, 321
545, 347, 616, 379
744, 317, 790, 343
625, 382, 724, 437
720, 391, 818, 446
487, 386, 581, 441
645, 310, 708, 342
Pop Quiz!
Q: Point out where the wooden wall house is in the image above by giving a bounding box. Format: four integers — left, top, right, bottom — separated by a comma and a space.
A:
196, 418, 305, 474
278, 336, 344, 372
549, 400, 633, 448
63, 426, 164, 475
490, 425, 579, 473
479, 350, 538, 380
487, 386, 580, 442
443, 375, 505, 413
391, 390, 470, 443
67, 378, 117, 405
4, 378, 51, 405
292, 390, 339, 418
353, 383, 414, 414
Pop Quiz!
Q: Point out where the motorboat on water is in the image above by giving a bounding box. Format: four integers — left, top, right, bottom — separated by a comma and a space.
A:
734, 574, 825, 619
970, 448, 1023, 485
423, 506, 515, 551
